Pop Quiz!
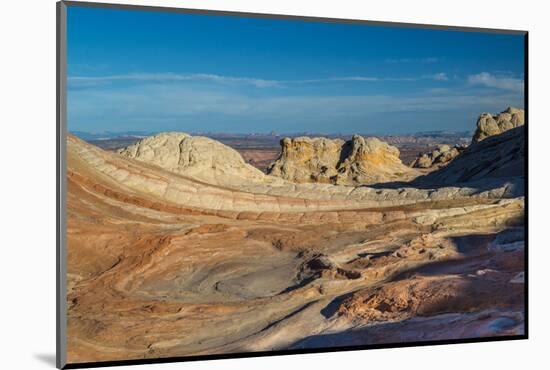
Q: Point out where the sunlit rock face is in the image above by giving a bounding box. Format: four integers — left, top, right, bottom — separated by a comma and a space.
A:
472, 107, 525, 143
267, 135, 419, 185
117, 132, 272, 187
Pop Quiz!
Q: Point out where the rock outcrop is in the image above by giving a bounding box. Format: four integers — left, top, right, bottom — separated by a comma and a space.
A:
472, 107, 525, 143
267, 136, 344, 184
420, 125, 525, 186
117, 132, 274, 186
410, 144, 466, 169
267, 135, 418, 185
68, 133, 521, 216
66, 129, 525, 363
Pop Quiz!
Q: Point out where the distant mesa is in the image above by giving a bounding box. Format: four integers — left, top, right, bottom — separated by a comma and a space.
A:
267, 135, 419, 185
410, 144, 467, 169
472, 107, 525, 143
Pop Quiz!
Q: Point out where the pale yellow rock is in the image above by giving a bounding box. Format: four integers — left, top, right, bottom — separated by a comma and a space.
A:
268, 135, 419, 185
472, 107, 525, 143
117, 132, 280, 187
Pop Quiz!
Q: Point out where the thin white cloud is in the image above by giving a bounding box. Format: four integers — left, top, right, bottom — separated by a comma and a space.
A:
385, 57, 440, 64
69, 82, 523, 123
328, 76, 380, 82
69, 73, 282, 88
432, 72, 449, 81
386, 73, 448, 82
69, 72, 450, 88
467, 72, 524, 92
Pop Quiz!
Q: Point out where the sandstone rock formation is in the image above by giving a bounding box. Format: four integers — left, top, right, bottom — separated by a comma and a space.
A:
66, 126, 525, 363
472, 107, 525, 143
420, 125, 524, 187
267, 136, 344, 184
267, 135, 418, 185
117, 132, 275, 187
68, 134, 521, 214
410, 144, 466, 169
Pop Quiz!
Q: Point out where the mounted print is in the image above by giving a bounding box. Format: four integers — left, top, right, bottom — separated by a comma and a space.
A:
56, 1, 528, 368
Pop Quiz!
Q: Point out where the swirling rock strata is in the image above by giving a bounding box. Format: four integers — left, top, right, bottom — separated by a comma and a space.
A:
66, 128, 525, 364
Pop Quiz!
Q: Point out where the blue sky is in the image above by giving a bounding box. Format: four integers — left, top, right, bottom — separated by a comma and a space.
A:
67, 6, 525, 135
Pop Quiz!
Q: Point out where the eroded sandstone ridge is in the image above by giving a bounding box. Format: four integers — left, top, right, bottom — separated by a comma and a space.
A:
66, 110, 525, 364
472, 107, 525, 143
267, 135, 418, 185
